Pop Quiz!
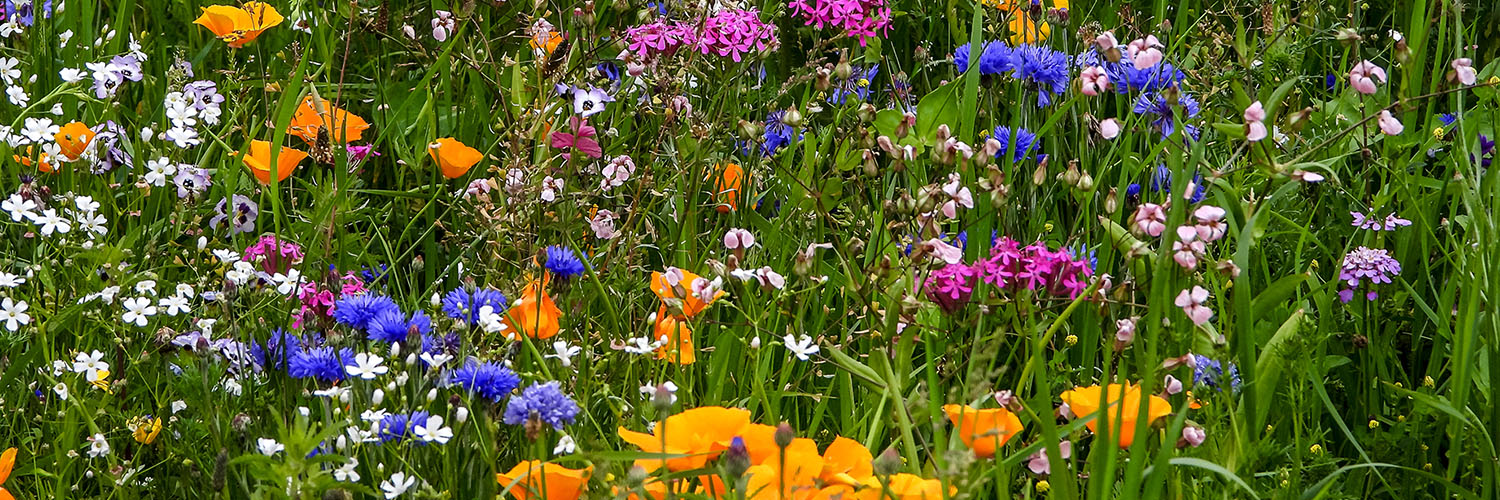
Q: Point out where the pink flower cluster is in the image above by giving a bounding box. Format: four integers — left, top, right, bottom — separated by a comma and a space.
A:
920, 237, 1094, 314
1338, 246, 1402, 302
243, 234, 304, 273
625, 10, 778, 62
923, 263, 977, 313
787, 0, 891, 46
292, 271, 367, 328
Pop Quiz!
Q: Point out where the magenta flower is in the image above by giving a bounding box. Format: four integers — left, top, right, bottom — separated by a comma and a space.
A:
1338, 246, 1402, 302
243, 234, 304, 274
923, 263, 977, 313
1348, 60, 1387, 95
695, 9, 778, 62
787, 0, 891, 46
624, 20, 697, 58
550, 116, 602, 160
1174, 286, 1213, 325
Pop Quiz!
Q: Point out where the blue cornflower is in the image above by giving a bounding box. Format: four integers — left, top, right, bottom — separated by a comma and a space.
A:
378, 411, 431, 443
954, 43, 973, 73
441, 287, 509, 323
332, 294, 399, 330
978, 41, 1015, 75
1013, 45, 1070, 107
596, 61, 621, 82
1440, 113, 1458, 126
251, 329, 304, 370
1132, 91, 1201, 140
502, 382, 581, 430
544, 246, 587, 278
1324, 73, 1337, 91
1191, 354, 1242, 393
447, 360, 521, 402
992, 126, 1040, 163
2, 0, 50, 26
1107, 62, 1186, 94
761, 109, 802, 157
829, 65, 879, 105
360, 264, 390, 286
1140, 165, 1206, 203
288, 346, 355, 383
368, 308, 433, 344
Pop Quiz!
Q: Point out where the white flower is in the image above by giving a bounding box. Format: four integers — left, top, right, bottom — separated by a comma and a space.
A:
361, 408, 391, 423
0, 57, 18, 83
257, 438, 284, 456
212, 249, 240, 263
33, 209, 72, 236
2, 194, 37, 221
0, 298, 29, 331
87, 433, 111, 458
783, 334, 819, 361
273, 269, 302, 296
623, 335, 664, 355
73, 350, 110, 381
418, 351, 452, 368
59, 29, 74, 46
121, 296, 157, 327
380, 471, 417, 499
19, 117, 58, 144
74, 211, 107, 239
73, 196, 100, 213
158, 295, 190, 316
345, 353, 389, 380
144, 157, 176, 186
476, 305, 508, 335
6, 85, 28, 107
175, 283, 196, 299
413, 415, 453, 444
639, 381, 679, 404
314, 386, 352, 402
540, 176, 564, 202
135, 280, 157, 295
545, 340, 581, 368
164, 126, 200, 148
60, 67, 84, 83
165, 101, 197, 128
334, 458, 360, 482
554, 434, 577, 455
53, 382, 69, 400
221, 377, 243, 396
97, 285, 121, 305
171, 400, 188, 414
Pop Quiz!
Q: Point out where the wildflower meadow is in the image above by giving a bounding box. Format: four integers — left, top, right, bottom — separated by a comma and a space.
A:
0, 0, 1498, 498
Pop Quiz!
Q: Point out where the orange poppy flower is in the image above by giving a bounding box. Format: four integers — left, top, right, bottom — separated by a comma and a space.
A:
1007, 11, 1051, 44
0, 447, 15, 500
652, 312, 697, 365
854, 474, 951, 500
734, 423, 821, 467
615, 476, 729, 500
496, 461, 592, 500
531, 30, 563, 56
429, 137, 484, 179
1059, 383, 1173, 448
743, 450, 826, 500
13, 146, 52, 173
650, 269, 724, 319
503, 278, 563, 340
712, 163, 744, 213
287, 97, 370, 144
54, 121, 95, 161
942, 404, 1024, 458
819, 437, 874, 485
194, 2, 284, 48
242, 140, 308, 185
617, 406, 751, 472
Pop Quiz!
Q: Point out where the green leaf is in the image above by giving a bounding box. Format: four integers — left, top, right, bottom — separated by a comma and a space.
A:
914, 80, 963, 147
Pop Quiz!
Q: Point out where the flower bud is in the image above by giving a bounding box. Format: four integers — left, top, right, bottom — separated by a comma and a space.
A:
723, 436, 751, 478
456, 406, 470, 423
782, 107, 803, 128
1104, 187, 1119, 214
372, 389, 385, 406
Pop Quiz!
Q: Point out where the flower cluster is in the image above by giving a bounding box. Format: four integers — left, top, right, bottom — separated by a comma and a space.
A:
1338, 246, 1402, 302
786, 0, 892, 46
626, 9, 777, 63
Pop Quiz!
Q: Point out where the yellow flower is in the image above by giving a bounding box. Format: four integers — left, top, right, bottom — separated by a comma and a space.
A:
131, 416, 163, 444
90, 369, 114, 394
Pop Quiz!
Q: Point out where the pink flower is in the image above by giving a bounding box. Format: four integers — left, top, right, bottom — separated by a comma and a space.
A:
1164, 374, 1183, 395
923, 238, 964, 265
1378, 110, 1403, 136
464, 178, 492, 199
600, 155, 635, 191
1172, 226, 1204, 269
939, 173, 973, 219
787, 0, 891, 46
1026, 441, 1072, 475
1291, 170, 1324, 183
1180, 426, 1207, 448
1174, 286, 1213, 325
550, 116, 603, 160
723, 228, 756, 249
1243, 101, 1267, 142
1193, 205, 1228, 242
1126, 35, 1164, 70
1094, 32, 1118, 51
696, 9, 778, 62
431, 10, 454, 42
590, 209, 620, 240
1452, 58, 1477, 86
540, 175, 565, 202
1348, 60, 1387, 95
1099, 118, 1122, 140
1114, 317, 1137, 345
923, 263, 977, 313
624, 20, 698, 58
1133, 203, 1168, 237
752, 267, 786, 290
1079, 66, 1109, 96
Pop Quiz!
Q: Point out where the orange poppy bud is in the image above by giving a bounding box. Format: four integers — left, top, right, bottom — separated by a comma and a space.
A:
241, 140, 308, 185
428, 138, 484, 179
652, 312, 695, 365
54, 121, 95, 161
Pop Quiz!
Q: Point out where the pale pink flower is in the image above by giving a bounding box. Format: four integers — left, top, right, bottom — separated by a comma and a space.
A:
1099, 118, 1122, 140
1133, 203, 1168, 237
1174, 286, 1213, 325
723, 228, 756, 249
1348, 60, 1387, 95
753, 267, 785, 290
922, 238, 964, 265
1181, 426, 1207, 447
600, 155, 635, 191
431, 10, 455, 42
1079, 66, 1109, 96
1193, 205, 1228, 242
1172, 226, 1204, 269
1291, 170, 1324, 183
590, 209, 620, 240
1164, 374, 1183, 395
1126, 35, 1163, 70
1378, 110, 1403, 136
1115, 316, 1138, 345
463, 178, 491, 199
1243, 101, 1267, 142
1451, 58, 1477, 86
1026, 441, 1072, 475
939, 173, 974, 219
1094, 32, 1118, 51
540, 176, 565, 202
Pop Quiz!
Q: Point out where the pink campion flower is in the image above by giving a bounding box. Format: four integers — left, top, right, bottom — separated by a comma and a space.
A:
464, 178, 492, 199
1451, 58, 1477, 86
1099, 118, 1122, 140
1174, 286, 1213, 325
1079, 66, 1110, 96
696, 9, 778, 62
1163, 374, 1183, 395
243, 235, 304, 274
600, 155, 634, 191
1180, 426, 1207, 448
723, 228, 756, 249
1378, 110, 1403, 136
939, 173, 974, 219
1243, 101, 1267, 142
624, 20, 698, 58
1126, 35, 1164, 70
923, 262, 977, 313
589, 209, 620, 240
1171, 226, 1204, 269
787, 0, 892, 46
346, 144, 379, 163
1348, 60, 1387, 95
1193, 205, 1228, 242
1133, 203, 1168, 237
431, 10, 455, 42
550, 116, 603, 160
1026, 441, 1072, 475
540, 176, 564, 202
1095, 31, 1119, 51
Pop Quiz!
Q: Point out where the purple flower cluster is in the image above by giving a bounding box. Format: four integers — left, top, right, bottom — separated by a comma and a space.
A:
624, 19, 697, 58
331, 294, 398, 330
1190, 354, 1242, 393
786, 0, 891, 46
502, 382, 580, 430
922, 237, 1095, 313
288, 346, 357, 383
1350, 212, 1411, 231
366, 307, 433, 344
626, 9, 777, 63
1133, 91, 1202, 140
1338, 246, 1402, 302
243, 235, 305, 273
89, 121, 133, 173
210, 195, 259, 235
87, 55, 143, 99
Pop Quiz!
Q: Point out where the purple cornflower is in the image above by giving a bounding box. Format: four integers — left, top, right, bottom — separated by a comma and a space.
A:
1439, 113, 1458, 126
544, 245, 586, 278
332, 294, 400, 331
210, 195, 259, 235
421, 331, 461, 356
1013, 45, 1070, 107
173, 165, 211, 199
829, 64, 879, 105
1190, 354, 1241, 393
1350, 212, 1412, 231
992, 126, 1040, 163
695, 9, 778, 62
502, 382, 580, 430
1338, 246, 1402, 302
923, 263, 977, 313
367, 308, 433, 344
954, 43, 974, 73
762, 109, 801, 157
446, 359, 521, 403
1133, 91, 1201, 140
978, 41, 1016, 75
242, 235, 304, 273
288, 346, 356, 382
441, 287, 508, 323
251, 329, 303, 371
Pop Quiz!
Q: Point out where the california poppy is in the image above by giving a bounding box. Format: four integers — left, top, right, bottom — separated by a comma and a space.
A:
242, 140, 308, 184
617, 406, 751, 472
531, 30, 564, 56
1059, 383, 1173, 448
650, 269, 725, 319
942, 404, 1024, 458
743, 450, 825, 500
54, 121, 95, 161
855, 474, 951, 500
733, 423, 821, 467
819, 436, 874, 485
13, 146, 52, 173
712, 163, 744, 213
0, 447, 15, 500
502, 278, 563, 340
194, 2, 284, 48
287, 97, 370, 144
652, 311, 696, 365
496, 461, 592, 500
428, 138, 484, 179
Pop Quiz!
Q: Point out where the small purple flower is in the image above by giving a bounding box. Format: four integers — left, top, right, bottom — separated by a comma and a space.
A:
829, 64, 879, 105
556, 84, 614, 117
923, 263, 977, 313
1338, 246, 1402, 303
502, 381, 580, 430
1133, 91, 1201, 140
210, 195, 259, 235
173, 165, 211, 199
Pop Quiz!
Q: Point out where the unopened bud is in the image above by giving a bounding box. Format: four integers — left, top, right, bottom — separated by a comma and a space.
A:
782, 107, 803, 128
774, 422, 795, 448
